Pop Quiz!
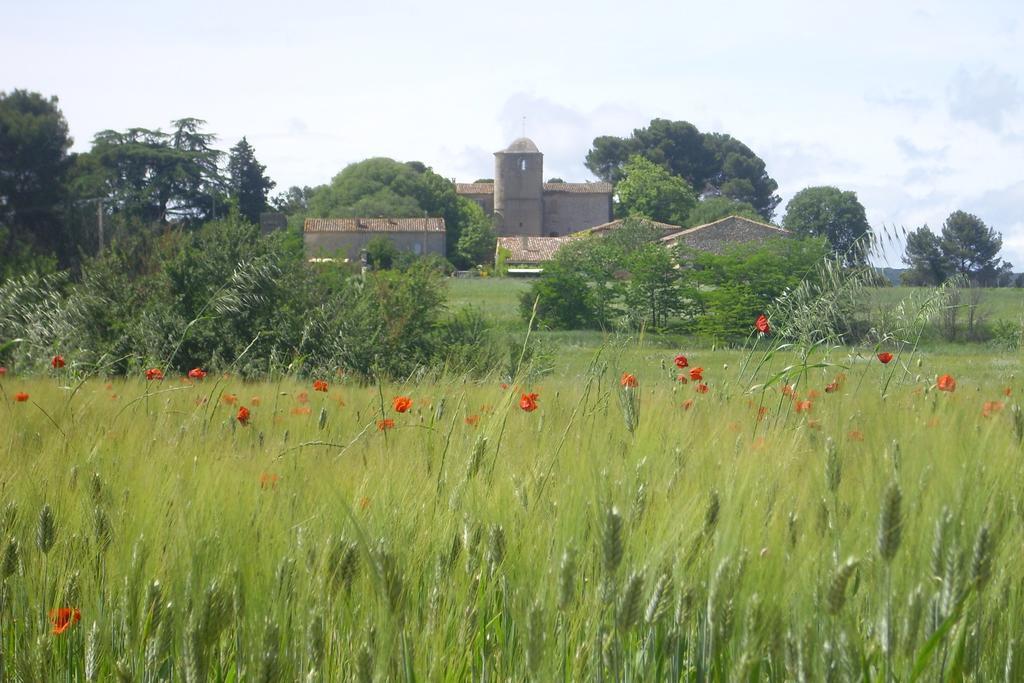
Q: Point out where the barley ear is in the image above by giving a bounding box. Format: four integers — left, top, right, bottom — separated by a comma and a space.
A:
36, 504, 56, 555
602, 507, 623, 577
878, 482, 902, 563
826, 557, 859, 615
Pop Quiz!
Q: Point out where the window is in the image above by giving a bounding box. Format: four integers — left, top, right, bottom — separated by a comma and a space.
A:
519, 159, 527, 171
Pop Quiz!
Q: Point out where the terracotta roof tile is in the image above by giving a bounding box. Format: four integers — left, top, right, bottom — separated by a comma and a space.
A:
304, 217, 446, 233
455, 183, 495, 194
496, 236, 575, 263
542, 182, 613, 194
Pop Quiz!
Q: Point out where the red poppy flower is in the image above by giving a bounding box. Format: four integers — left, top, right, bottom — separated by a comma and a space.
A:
260, 472, 279, 489
392, 396, 412, 413
682, 399, 694, 410
982, 401, 1005, 418
291, 406, 312, 416
519, 392, 539, 412
313, 379, 329, 392
937, 374, 956, 392
0, 366, 6, 376
465, 414, 480, 426
51, 355, 65, 369
695, 383, 709, 394
296, 391, 309, 404
848, 430, 864, 442
795, 399, 812, 413
620, 372, 638, 388
877, 352, 894, 364
674, 354, 689, 369
49, 608, 80, 635
188, 368, 207, 380
221, 393, 237, 405
14, 392, 29, 402
689, 367, 704, 381
145, 368, 164, 381
825, 381, 839, 393
236, 406, 250, 425
676, 374, 688, 384
755, 314, 770, 334
781, 384, 795, 397
377, 418, 395, 431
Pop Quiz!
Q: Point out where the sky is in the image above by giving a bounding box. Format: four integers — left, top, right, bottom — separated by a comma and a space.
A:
3, 0, 1023, 267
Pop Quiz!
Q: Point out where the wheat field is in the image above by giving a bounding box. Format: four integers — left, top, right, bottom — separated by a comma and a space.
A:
0, 345, 1022, 681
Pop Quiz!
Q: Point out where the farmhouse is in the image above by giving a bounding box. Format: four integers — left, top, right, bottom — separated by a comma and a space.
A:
456, 137, 613, 237
303, 217, 446, 262
495, 215, 791, 273
659, 215, 791, 253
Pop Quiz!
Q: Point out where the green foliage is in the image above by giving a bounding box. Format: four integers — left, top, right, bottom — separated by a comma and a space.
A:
782, 186, 872, 266
682, 237, 831, 342
614, 156, 695, 226
227, 137, 276, 224
304, 158, 473, 264
0, 90, 75, 269
519, 260, 598, 330
455, 202, 496, 266
902, 225, 949, 286
685, 196, 762, 227
623, 243, 682, 329
365, 236, 399, 270
940, 210, 1009, 284
586, 118, 780, 219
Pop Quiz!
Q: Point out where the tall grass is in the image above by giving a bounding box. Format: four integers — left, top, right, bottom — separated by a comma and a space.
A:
0, 342, 1021, 680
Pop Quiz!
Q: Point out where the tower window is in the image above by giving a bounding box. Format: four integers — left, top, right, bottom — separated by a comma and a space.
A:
520, 159, 527, 171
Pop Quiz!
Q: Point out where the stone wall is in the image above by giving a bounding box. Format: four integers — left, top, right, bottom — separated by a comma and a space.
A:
666, 216, 791, 254
304, 231, 446, 261
542, 192, 613, 236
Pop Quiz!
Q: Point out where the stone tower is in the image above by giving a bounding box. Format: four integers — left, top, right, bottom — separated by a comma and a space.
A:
493, 137, 543, 236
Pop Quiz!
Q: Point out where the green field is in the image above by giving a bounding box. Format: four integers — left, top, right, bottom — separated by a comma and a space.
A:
1, 343, 1022, 679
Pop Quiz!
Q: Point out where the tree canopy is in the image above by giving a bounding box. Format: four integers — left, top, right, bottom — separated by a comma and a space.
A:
684, 196, 762, 227
0, 90, 74, 272
782, 186, 872, 266
614, 155, 696, 226
228, 137, 276, 224
586, 119, 780, 220
939, 210, 1009, 284
304, 157, 481, 266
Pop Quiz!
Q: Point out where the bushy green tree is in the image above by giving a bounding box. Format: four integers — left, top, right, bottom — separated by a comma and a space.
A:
623, 243, 682, 329
681, 237, 830, 341
782, 186, 871, 266
365, 236, 399, 269
519, 260, 597, 329
0, 90, 74, 270
685, 196, 762, 227
586, 119, 780, 219
455, 202, 496, 266
615, 156, 696, 226
940, 210, 1009, 285
901, 226, 949, 286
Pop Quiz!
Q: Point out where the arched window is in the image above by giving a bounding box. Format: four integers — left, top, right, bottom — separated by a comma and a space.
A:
519, 159, 527, 171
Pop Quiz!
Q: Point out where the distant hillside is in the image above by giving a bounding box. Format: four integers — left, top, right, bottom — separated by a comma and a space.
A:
876, 267, 905, 286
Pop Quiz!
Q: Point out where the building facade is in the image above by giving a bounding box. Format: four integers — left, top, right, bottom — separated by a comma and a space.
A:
457, 137, 613, 237
303, 217, 446, 261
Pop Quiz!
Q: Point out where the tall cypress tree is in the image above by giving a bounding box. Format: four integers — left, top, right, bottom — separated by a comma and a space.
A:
228, 137, 276, 224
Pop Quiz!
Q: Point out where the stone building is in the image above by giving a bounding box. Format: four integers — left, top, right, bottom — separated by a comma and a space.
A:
658, 215, 791, 253
456, 137, 613, 237
303, 217, 446, 261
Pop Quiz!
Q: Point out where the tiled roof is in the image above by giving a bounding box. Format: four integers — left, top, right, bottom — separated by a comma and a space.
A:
496, 236, 574, 263
455, 183, 494, 194
543, 182, 613, 194
659, 215, 788, 244
577, 218, 683, 235
303, 217, 446, 233
502, 137, 541, 153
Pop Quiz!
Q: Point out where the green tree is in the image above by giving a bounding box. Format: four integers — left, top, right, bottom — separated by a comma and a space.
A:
680, 237, 830, 341
685, 196, 762, 227
455, 202, 496, 266
305, 158, 473, 263
365, 235, 399, 269
519, 259, 597, 329
623, 243, 681, 329
782, 186, 871, 266
939, 210, 1008, 285
586, 119, 780, 219
0, 90, 74, 270
615, 156, 696, 226
228, 137, 276, 224
901, 226, 950, 285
